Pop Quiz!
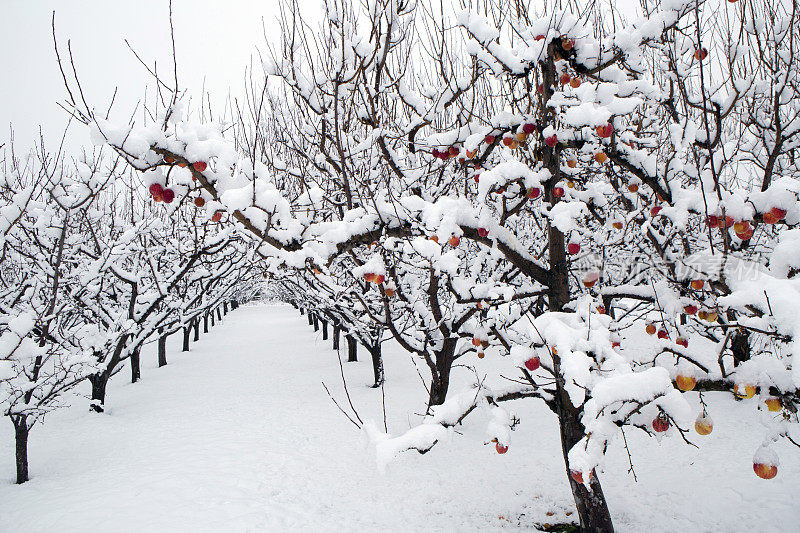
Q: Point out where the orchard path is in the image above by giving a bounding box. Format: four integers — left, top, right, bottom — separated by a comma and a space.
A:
0, 303, 797, 532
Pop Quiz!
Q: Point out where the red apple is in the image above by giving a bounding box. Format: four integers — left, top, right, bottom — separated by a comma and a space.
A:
562, 38, 575, 50
545, 134, 558, 148
211, 211, 223, 222
570, 77, 581, 88
485, 134, 495, 144
161, 188, 175, 204
650, 206, 662, 216
596, 123, 614, 138
193, 161, 207, 172
374, 274, 386, 285
449, 146, 460, 157
770, 207, 787, 221
449, 235, 461, 247
559, 72, 571, 85
478, 227, 489, 237
502, 136, 514, 147
706, 215, 719, 227
523, 123, 535, 134
553, 186, 565, 198
694, 48, 708, 61
524, 356, 540, 371
657, 329, 668, 339
495, 442, 508, 454
193, 197, 205, 207
646, 323, 657, 335
612, 221, 624, 230
652, 413, 670, 432
526, 187, 541, 199
363, 272, 376, 282
472, 337, 482, 347
676, 336, 689, 348
683, 304, 698, 315
149, 183, 164, 197
568, 242, 581, 255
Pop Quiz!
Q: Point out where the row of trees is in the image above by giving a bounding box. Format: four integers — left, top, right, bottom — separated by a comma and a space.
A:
57, 0, 798, 530
0, 139, 261, 484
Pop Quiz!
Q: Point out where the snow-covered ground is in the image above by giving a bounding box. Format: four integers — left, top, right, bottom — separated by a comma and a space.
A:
0, 303, 797, 532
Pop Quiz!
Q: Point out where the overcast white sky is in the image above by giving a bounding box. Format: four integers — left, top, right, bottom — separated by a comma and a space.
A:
0, 0, 288, 155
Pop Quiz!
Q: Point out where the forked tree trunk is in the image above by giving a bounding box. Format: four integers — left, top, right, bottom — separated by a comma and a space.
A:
89, 372, 110, 412
321, 319, 328, 340
193, 319, 200, 342
347, 335, 357, 362
130, 346, 141, 383
158, 329, 168, 367
428, 338, 457, 407
11, 415, 30, 484
332, 325, 340, 350
368, 342, 384, 388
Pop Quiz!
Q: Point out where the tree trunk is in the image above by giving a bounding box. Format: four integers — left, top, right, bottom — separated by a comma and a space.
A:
307, 312, 313, 325
158, 329, 168, 367
333, 325, 340, 350
217, 307, 222, 321
211, 311, 216, 327
299, 307, 305, 315
321, 319, 328, 340
182, 325, 190, 352
731, 329, 751, 367
11, 415, 30, 484
347, 335, 357, 362
312, 314, 319, 332
130, 346, 141, 383
89, 373, 109, 412
369, 342, 384, 388
428, 338, 456, 407
557, 390, 614, 532
223, 302, 228, 315
232, 301, 239, 310
204, 313, 209, 333
193, 318, 200, 342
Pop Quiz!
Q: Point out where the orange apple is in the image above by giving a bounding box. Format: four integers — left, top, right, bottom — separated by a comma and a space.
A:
734, 383, 756, 399
753, 462, 777, 480
646, 323, 657, 335
449, 235, 461, 247
690, 279, 705, 291
676, 375, 696, 391
765, 398, 782, 412
695, 414, 713, 435
594, 151, 608, 163
570, 77, 581, 88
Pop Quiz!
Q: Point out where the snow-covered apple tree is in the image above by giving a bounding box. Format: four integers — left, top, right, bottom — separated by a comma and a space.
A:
61, 0, 800, 529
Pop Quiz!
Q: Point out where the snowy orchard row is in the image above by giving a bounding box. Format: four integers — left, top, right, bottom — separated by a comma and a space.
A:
0, 142, 262, 484
60, 0, 799, 530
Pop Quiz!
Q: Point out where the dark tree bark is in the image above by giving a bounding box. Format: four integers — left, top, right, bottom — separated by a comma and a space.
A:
368, 342, 384, 388
232, 301, 239, 310
307, 312, 313, 325
182, 325, 190, 352
130, 346, 141, 384
216, 307, 222, 321
428, 338, 457, 407
299, 307, 305, 315
333, 325, 341, 350
211, 311, 216, 327
158, 329, 168, 367
732, 329, 751, 367
321, 319, 328, 340
193, 318, 200, 342
89, 373, 109, 412
11, 415, 29, 484
204, 313, 209, 333
312, 314, 319, 332
347, 335, 357, 362
223, 301, 228, 315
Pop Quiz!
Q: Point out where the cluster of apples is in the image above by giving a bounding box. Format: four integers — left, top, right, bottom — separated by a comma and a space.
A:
645, 322, 689, 347
163, 155, 208, 173
148, 183, 175, 204
431, 146, 463, 161
363, 272, 386, 285
472, 335, 490, 358
429, 234, 461, 247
